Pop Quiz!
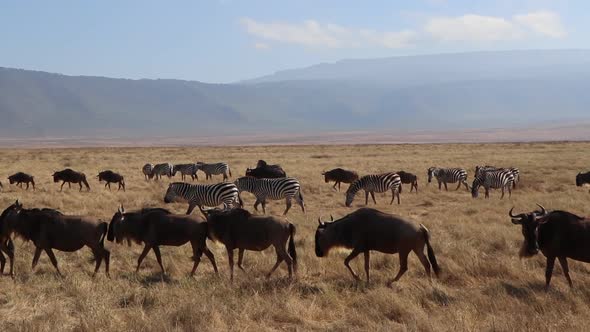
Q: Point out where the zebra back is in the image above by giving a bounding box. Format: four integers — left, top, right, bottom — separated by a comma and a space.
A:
165, 182, 239, 208
472, 169, 514, 191
174, 163, 199, 176
197, 162, 230, 175
428, 167, 467, 183
347, 173, 401, 197
153, 163, 173, 176
234, 177, 301, 200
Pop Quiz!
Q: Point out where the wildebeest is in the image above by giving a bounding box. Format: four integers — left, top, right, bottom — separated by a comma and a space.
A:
396, 171, 418, 193
245, 160, 287, 179
98, 170, 125, 191
510, 204, 590, 290
53, 168, 90, 191
0, 200, 109, 277
8, 172, 35, 190
0, 238, 14, 276
315, 208, 440, 285
107, 206, 218, 276
200, 207, 297, 281
576, 171, 590, 187
322, 168, 359, 191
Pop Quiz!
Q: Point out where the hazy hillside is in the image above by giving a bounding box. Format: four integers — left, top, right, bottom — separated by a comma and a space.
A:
1, 50, 590, 138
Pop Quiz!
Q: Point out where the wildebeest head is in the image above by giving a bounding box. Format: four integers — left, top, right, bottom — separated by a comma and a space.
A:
576, 172, 590, 187
52, 172, 60, 183
315, 216, 335, 257
509, 204, 548, 257
0, 200, 24, 232
107, 205, 125, 243
8, 176, 15, 185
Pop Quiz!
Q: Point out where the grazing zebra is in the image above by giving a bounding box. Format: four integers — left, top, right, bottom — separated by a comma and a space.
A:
142, 163, 154, 180
173, 163, 200, 181
197, 162, 232, 181
234, 177, 305, 215
151, 163, 174, 180
427, 167, 469, 191
475, 165, 520, 189
345, 173, 401, 207
471, 169, 514, 199
164, 182, 241, 215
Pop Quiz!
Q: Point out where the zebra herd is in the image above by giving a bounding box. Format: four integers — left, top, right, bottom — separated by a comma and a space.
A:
142, 162, 231, 181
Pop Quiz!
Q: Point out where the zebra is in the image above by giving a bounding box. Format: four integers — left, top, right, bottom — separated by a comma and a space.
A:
173, 163, 200, 181
234, 177, 305, 215
345, 172, 401, 207
142, 163, 154, 180
471, 169, 515, 199
151, 163, 174, 180
164, 182, 241, 215
197, 162, 232, 181
475, 165, 520, 189
427, 167, 469, 191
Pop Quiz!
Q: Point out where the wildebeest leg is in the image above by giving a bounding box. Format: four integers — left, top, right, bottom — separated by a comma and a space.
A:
31, 247, 43, 270
103, 249, 111, 277
44, 248, 63, 277
68, 182, 71, 189
344, 248, 362, 281
283, 198, 291, 215
237, 249, 246, 271
25, 182, 29, 190
190, 246, 203, 277
136, 245, 152, 273
364, 251, 370, 283
438, 181, 442, 190
203, 247, 218, 274
370, 192, 377, 205
332, 182, 338, 191
268, 245, 293, 279
152, 246, 165, 275
388, 250, 409, 286
414, 248, 432, 280
226, 247, 235, 281
0, 251, 5, 275
558, 257, 573, 288
60, 181, 66, 192
545, 256, 556, 291
0, 239, 13, 276
79, 182, 83, 191
91, 247, 104, 278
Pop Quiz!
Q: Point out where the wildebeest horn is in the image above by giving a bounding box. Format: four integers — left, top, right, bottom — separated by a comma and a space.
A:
118, 204, 124, 214
509, 207, 518, 218
536, 203, 547, 216
330, 215, 334, 221
317, 217, 324, 226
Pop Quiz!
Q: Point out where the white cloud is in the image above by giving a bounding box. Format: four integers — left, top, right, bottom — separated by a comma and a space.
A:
240, 18, 416, 49
254, 42, 270, 50
514, 11, 566, 38
425, 14, 523, 42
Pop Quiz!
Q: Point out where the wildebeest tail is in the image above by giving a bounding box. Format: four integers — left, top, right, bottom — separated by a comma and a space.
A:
99, 222, 108, 246
82, 175, 90, 190
420, 224, 441, 278
288, 223, 297, 273
106, 220, 115, 242
5, 238, 14, 253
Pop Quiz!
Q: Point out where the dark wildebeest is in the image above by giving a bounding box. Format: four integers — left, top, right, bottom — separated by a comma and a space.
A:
107, 206, 218, 276
315, 208, 440, 285
322, 168, 359, 191
200, 207, 297, 281
0, 200, 109, 277
8, 172, 35, 190
53, 168, 90, 191
396, 171, 418, 193
510, 204, 590, 291
245, 160, 287, 179
98, 170, 125, 191
576, 171, 590, 187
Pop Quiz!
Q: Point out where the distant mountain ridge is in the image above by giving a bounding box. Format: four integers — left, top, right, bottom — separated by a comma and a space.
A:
1, 49, 590, 139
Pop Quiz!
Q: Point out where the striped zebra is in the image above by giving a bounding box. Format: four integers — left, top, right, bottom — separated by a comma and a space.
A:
234, 177, 305, 215
475, 165, 520, 189
142, 163, 154, 180
197, 162, 232, 181
427, 167, 469, 191
471, 169, 514, 199
151, 163, 174, 180
164, 182, 241, 215
173, 163, 200, 181
345, 172, 401, 207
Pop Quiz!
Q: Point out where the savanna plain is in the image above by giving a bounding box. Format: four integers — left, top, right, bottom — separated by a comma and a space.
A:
0, 142, 589, 332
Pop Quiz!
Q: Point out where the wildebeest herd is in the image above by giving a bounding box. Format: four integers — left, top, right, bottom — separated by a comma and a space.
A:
0, 159, 589, 292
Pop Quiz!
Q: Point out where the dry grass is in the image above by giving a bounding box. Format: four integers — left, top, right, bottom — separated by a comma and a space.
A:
0, 142, 589, 331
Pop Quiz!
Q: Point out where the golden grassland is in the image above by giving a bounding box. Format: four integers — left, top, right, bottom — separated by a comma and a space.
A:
0, 142, 589, 331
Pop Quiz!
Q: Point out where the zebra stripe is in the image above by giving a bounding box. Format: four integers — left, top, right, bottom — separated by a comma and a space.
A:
173, 163, 200, 181
427, 167, 469, 191
151, 163, 173, 180
234, 177, 305, 215
164, 182, 240, 214
345, 172, 401, 207
142, 163, 154, 180
475, 165, 520, 188
471, 169, 514, 199
197, 162, 232, 181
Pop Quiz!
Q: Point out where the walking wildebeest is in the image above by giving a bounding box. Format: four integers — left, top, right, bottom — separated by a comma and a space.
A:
510, 204, 590, 290
245, 160, 287, 179
98, 170, 125, 191
0, 238, 14, 276
315, 208, 440, 285
200, 207, 297, 281
576, 171, 590, 187
0, 200, 109, 277
322, 168, 359, 191
396, 171, 418, 193
53, 168, 90, 191
107, 206, 218, 276
8, 172, 35, 190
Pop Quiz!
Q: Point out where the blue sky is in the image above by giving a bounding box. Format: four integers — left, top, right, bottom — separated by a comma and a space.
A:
1, 0, 584, 83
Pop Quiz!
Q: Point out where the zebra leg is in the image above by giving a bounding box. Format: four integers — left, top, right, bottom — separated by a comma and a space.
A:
186, 203, 197, 215
455, 182, 461, 190
390, 189, 396, 205
254, 199, 260, 212
370, 192, 377, 204
262, 200, 267, 214
485, 187, 490, 199
365, 191, 369, 205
